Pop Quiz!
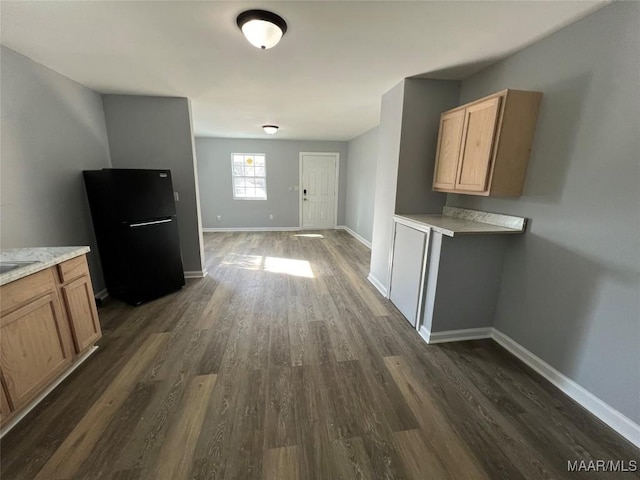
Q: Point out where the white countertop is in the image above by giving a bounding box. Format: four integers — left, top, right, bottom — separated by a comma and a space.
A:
0, 246, 90, 286
394, 207, 526, 237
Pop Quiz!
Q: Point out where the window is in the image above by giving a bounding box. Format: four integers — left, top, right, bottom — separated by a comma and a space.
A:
232, 153, 267, 200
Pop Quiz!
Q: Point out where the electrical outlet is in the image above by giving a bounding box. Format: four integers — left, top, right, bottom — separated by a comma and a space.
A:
173, 191, 179, 202
216, 215, 222, 221
269, 214, 274, 220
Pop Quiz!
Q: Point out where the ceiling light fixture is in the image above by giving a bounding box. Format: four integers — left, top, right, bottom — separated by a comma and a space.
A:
237, 10, 287, 50
263, 125, 279, 135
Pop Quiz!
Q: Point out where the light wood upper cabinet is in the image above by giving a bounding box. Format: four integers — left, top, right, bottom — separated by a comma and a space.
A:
456, 97, 502, 192
432, 89, 542, 197
0, 273, 74, 410
433, 109, 465, 190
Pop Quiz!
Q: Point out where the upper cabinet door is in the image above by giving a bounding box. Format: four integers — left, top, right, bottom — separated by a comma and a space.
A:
455, 97, 502, 192
433, 109, 465, 190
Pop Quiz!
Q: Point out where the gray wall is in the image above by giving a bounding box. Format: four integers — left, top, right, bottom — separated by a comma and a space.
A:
195, 137, 348, 229
370, 79, 460, 290
395, 79, 460, 214
370, 81, 405, 289
345, 126, 378, 243
0, 46, 111, 292
102, 95, 205, 274
448, 2, 640, 423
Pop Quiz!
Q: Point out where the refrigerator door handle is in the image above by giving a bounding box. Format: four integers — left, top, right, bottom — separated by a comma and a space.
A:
129, 218, 172, 228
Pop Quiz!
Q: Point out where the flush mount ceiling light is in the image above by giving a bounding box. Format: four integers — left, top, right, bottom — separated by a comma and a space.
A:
263, 125, 279, 135
237, 10, 287, 49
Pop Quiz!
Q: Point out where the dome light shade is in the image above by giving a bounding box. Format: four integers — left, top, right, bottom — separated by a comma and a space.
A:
237, 10, 287, 50
263, 125, 279, 135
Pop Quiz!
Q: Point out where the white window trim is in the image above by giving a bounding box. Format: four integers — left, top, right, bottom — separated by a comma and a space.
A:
231, 153, 267, 201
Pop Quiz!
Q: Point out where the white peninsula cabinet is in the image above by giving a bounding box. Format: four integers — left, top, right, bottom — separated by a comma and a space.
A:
388, 207, 526, 343
389, 224, 430, 327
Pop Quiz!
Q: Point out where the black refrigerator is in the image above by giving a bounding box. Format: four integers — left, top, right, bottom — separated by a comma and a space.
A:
83, 168, 185, 305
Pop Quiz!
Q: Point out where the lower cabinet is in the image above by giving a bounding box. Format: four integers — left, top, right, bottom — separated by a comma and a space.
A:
420, 232, 508, 338
389, 218, 509, 340
1, 288, 74, 410
60, 268, 102, 353
1, 382, 12, 422
0, 254, 101, 427
389, 223, 429, 327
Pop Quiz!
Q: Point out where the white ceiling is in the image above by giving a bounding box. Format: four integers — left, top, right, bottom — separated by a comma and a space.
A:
1, 1, 607, 141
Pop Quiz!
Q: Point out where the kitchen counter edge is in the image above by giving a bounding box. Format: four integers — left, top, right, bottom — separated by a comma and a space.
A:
393, 214, 525, 237
0, 246, 91, 286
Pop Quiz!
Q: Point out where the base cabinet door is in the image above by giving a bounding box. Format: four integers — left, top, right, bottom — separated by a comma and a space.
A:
389, 223, 429, 327
61, 275, 101, 353
0, 293, 73, 410
0, 382, 11, 422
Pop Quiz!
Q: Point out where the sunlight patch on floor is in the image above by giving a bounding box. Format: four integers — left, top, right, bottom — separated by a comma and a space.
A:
222, 253, 315, 278
264, 257, 314, 278
294, 234, 324, 239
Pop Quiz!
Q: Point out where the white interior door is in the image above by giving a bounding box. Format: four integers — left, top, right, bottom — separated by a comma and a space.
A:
300, 153, 337, 229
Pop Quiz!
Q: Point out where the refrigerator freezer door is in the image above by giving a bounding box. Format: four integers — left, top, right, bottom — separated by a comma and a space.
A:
120, 218, 185, 304
110, 169, 176, 223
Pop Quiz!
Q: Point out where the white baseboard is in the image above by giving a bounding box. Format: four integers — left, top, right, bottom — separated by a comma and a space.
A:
336, 225, 372, 249
184, 269, 208, 279
202, 227, 300, 232
367, 272, 388, 298
419, 326, 493, 344
0, 346, 99, 438
94, 289, 109, 302
416, 324, 640, 449
491, 329, 640, 449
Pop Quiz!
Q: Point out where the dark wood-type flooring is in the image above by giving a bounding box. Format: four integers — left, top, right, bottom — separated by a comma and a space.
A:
1, 231, 638, 479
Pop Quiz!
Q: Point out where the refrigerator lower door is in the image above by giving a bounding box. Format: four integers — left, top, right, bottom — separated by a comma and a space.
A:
119, 217, 185, 305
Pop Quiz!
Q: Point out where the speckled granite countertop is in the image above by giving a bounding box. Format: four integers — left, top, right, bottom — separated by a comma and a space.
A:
0, 246, 90, 286
394, 206, 526, 237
